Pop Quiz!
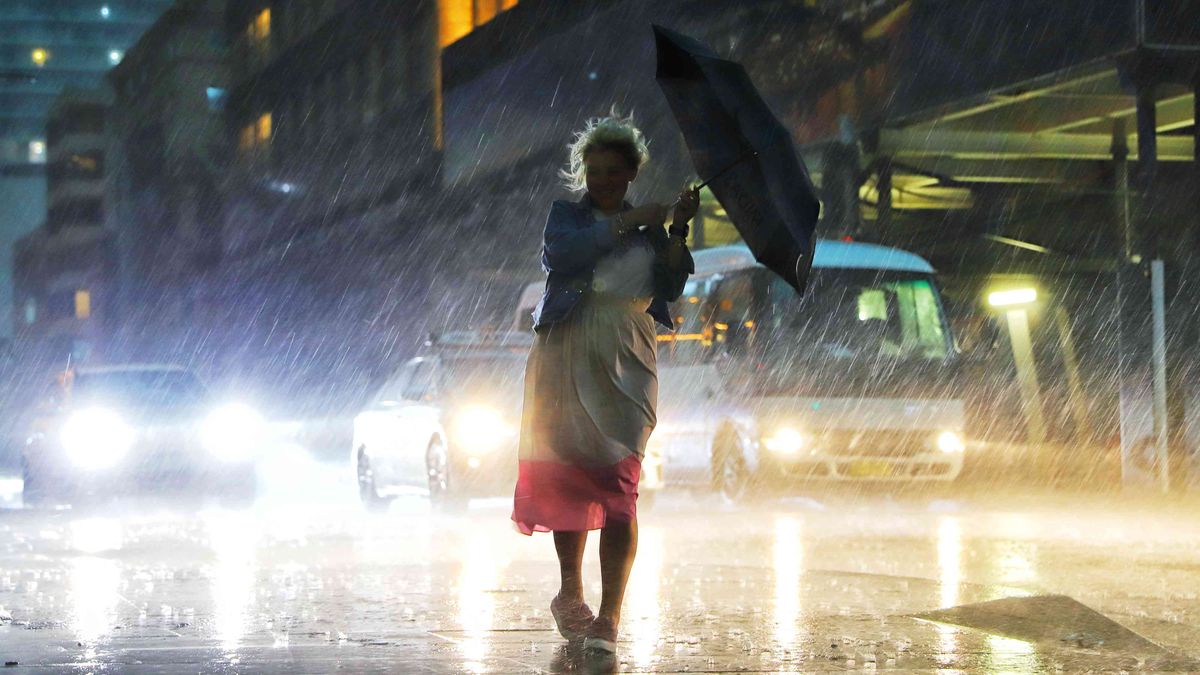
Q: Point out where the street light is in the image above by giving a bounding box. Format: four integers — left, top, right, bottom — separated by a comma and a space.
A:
988, 287, 1037, 308
985, 285, 1045, 445
31, 48, 49, 67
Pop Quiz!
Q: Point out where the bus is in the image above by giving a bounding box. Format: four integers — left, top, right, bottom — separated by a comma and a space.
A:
515, 240, 964, 498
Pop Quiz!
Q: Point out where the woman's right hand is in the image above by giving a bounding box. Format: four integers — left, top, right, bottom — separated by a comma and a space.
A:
621, 203, 670, 230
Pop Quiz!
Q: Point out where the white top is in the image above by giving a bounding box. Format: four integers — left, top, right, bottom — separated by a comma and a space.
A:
591, 209, 656, 298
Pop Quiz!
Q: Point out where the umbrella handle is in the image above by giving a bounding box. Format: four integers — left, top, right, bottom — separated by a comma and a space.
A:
635, 149, 759, 229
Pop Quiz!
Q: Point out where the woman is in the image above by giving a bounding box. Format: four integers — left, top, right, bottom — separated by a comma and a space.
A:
512, 110, 696, 657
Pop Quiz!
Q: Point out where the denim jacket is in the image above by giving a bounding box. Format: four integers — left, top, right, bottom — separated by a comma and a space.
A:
531, 195, 695, 331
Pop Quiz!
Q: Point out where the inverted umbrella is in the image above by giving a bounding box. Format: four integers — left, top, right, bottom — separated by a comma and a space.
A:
653, 25, 822, 293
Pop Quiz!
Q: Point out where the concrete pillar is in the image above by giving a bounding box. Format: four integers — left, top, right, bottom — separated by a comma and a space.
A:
1117, 73, 1168, 490
1005, 308, 1047, 446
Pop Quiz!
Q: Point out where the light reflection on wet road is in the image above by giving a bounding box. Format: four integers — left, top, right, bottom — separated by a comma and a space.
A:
2, 480, 1200, 672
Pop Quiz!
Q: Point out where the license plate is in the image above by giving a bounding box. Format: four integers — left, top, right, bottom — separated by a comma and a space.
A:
848, 460, 893, 477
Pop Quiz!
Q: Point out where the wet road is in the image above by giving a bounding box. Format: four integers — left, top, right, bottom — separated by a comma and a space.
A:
2, 469, 1200, 673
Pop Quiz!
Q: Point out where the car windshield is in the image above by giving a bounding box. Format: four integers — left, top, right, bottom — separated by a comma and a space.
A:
681, 268, 957, 398
759, 269, 952, 363
72, 370, 208, 409
441, 355, 525, 402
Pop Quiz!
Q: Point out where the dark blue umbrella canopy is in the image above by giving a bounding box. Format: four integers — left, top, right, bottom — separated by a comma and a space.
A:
653, 25, 822, 293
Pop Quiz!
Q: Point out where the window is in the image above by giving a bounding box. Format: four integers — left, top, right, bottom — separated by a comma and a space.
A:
73, 370, 208, 408
28, 140, 46, 164
48, 153, 104, 181
439, 0, 520, 45
206, 87, 227, 112
239, 112, 272, 155
256, 112, 272, 142
239, 124, 255, 152
48, 198, 104, 230
439, 0, 473, 46
401, 360, 437, 401
710, 273, 757, 351
658, 275, 719, 363
69, 152, 102, 176
375, 372, 407, 405
75, 290, 91, 319
248, 7, 271, 42
763, 271, 950, 361
474, 0, 498, 25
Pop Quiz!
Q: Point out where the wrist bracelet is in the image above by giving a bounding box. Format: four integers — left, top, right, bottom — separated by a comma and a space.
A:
669, 223, 689, 238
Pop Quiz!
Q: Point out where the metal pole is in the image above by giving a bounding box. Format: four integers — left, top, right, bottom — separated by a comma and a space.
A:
1005, 308, 1047, 446
877, 156, 893, 234
1152, 259, 1170, 492
1053, 307, 1091, 437
1111, 119, 1132, 261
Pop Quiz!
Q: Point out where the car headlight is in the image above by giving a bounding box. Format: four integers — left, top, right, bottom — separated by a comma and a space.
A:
936, 430, 965, 454
452, 405, 515, 456
203, 403, 266, 461
763, 426, 807, 455
62, 408, 134, 470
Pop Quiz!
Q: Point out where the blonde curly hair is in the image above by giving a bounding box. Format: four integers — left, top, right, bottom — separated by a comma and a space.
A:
559, 108, 650, 193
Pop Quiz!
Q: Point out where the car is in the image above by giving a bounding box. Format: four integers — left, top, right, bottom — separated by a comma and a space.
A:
352, 331, 528, 511
352, 330, 665, 511
21, 364, 262, 507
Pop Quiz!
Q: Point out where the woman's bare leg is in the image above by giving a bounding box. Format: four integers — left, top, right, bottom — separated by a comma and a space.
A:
554, 530, 588, 602
596, 518, 638, 626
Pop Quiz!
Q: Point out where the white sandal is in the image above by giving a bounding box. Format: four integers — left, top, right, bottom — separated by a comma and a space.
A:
582, 635, 617, 654
583, 618, 618, 654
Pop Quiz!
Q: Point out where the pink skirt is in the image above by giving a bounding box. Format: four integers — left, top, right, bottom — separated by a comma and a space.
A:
512, 295, 657, 535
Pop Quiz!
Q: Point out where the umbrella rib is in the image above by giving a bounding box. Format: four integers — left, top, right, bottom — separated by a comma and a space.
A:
696, 149, 760, 190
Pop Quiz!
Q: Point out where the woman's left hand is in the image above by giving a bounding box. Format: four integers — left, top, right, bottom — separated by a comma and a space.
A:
673, 188, 700, 225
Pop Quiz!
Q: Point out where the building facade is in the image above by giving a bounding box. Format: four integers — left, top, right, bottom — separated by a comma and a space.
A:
197, 0, 445, 400
12, 88, 116, 366
104, 0, 228, 362
0, 0, 175, 339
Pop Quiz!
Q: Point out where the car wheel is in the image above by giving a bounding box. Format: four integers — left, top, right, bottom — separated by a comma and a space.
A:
712, 429, 748, 503
427, 439, 465, 512
357, 449, 392, 512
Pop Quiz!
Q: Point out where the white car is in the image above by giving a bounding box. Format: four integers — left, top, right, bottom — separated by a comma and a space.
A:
352, 331, 665, 510
21, 365, 262, 507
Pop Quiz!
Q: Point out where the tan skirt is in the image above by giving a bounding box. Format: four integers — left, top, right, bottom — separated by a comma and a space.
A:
512, 294, 657, 534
